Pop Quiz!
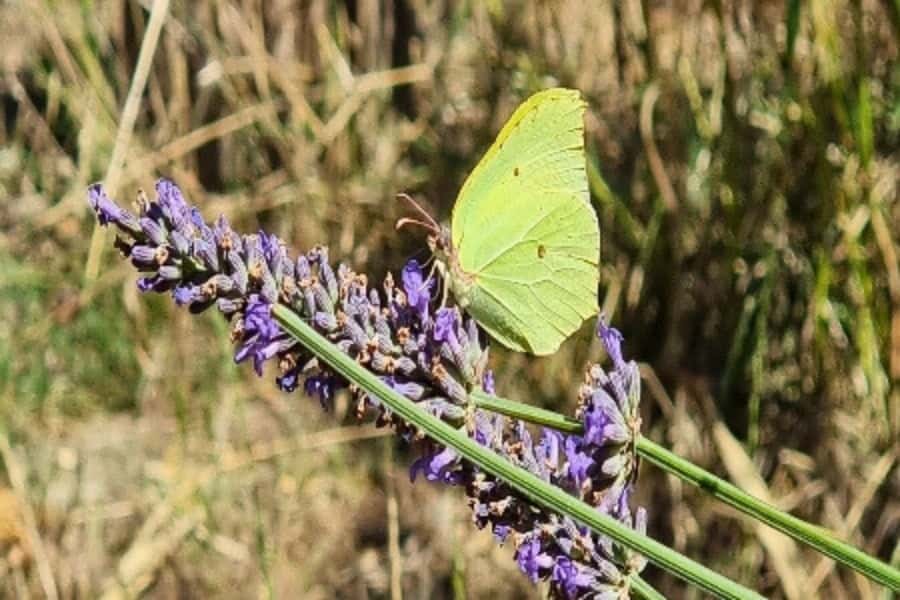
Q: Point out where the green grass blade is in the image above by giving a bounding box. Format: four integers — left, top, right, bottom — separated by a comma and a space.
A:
273, 304, 763, 600
785, 0, 802, 65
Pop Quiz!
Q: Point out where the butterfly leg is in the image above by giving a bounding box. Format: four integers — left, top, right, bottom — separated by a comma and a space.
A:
432, 260, 449, 308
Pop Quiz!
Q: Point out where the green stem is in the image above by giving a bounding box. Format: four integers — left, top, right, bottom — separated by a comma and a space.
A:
468, 390, 900, 592
472, 391, 584, 434
273, 304, 762, 600
631, 575, 666, 600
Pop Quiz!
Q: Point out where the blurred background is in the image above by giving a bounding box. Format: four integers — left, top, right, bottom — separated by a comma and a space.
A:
1, 0, 898, 598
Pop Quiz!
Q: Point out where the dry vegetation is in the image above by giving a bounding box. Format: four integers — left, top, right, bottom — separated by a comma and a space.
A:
0, 0, 898, 598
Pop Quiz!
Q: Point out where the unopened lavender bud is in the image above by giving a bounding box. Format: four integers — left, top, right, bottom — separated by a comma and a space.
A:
140, 217, 167, 245
375, 335, 394, 356
394, 356, 417, 375
296, 255, 311, 281
170, 230, 190, 255
159, 265, 182, 281
212, 296, 237, 314
136, 188, 151, 214
156, 179, 188, 230
214, 215, 235, 250
245, 234, 263, 269
342, 316, 370, 350
174, 285, 201, 306
439, 343, 456, 365
302, 287, 317, 319
87, 184, 141, 234
260, 272, 278, 304
601, 454, 626, 477
228, 251, 249, 293
370, 352, 393, 373
345, 293, 370, 322
368, 288, 380, 308
431, 364, 467, 404
203, 274, 235, 295
193, 239, 219, 270
416, 351, 430, 374
261, 233, 284, 277
388, 380, 423, 401
320, 258, 338, 303
374, 315, 393, 345
314, 311, 338, 331
402, 337, 420, 357
129, 245, 158, 267
137, 275, 165, 292
313, 283, 333, 315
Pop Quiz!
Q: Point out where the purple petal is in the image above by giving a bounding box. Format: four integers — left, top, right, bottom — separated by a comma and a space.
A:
409, 446, 460, 484
596, 316, 625, 369
482, 369, 495, 395
87, 184, 139, 233
155, 178, 189, 229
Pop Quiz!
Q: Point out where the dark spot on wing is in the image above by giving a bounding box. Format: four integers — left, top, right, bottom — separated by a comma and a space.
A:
513, 167, 520, 177
537, 244, 546, 258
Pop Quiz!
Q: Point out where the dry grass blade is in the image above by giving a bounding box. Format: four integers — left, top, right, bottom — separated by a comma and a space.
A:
385, 441, 403, 600
321, 63, 432, 144
98, 507, 203, 600
804, 450, 897, 596
639, 83, 677, 213
711, 421, 807, 600
123, 100, 282, 183
0, 433, 59, 600
83, 0, 171, 285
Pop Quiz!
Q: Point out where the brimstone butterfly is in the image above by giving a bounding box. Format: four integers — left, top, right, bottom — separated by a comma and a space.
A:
404, 88, 600, 356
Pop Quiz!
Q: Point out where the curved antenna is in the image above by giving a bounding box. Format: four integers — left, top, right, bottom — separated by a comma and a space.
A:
395, 217, 437, 232
395, 193, 439, 233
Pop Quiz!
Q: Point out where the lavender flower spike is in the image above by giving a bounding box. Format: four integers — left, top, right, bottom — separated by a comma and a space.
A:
87, 180, 648, 599
573, 316, 643, 515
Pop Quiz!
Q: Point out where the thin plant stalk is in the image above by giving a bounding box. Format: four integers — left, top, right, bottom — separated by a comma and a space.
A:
630, 575, 667, 600
469, 390, 900, 592
273, 304, 764, 600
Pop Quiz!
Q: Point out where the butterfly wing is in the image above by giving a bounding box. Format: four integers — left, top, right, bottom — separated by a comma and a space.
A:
451, 88, 599, 355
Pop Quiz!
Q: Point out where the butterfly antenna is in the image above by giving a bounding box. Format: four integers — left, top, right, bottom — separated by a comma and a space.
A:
395, 217, 436, 232
396, 193, 439, 232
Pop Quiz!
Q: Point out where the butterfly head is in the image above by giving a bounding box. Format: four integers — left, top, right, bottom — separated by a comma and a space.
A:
393, 193, 473, 307
394, 192, 453, 269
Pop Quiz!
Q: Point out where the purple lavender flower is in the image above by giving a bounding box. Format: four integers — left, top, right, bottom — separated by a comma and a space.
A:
87, 180, 647, 599
401, 259, 433, 321
86, 178, 489, 423
233, 295, 284, 375
409, 445, 463, 484
517, 536, 555, 582
451, 317, 648, 598
88, 184, 140, 233
572, 317, 643, 515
